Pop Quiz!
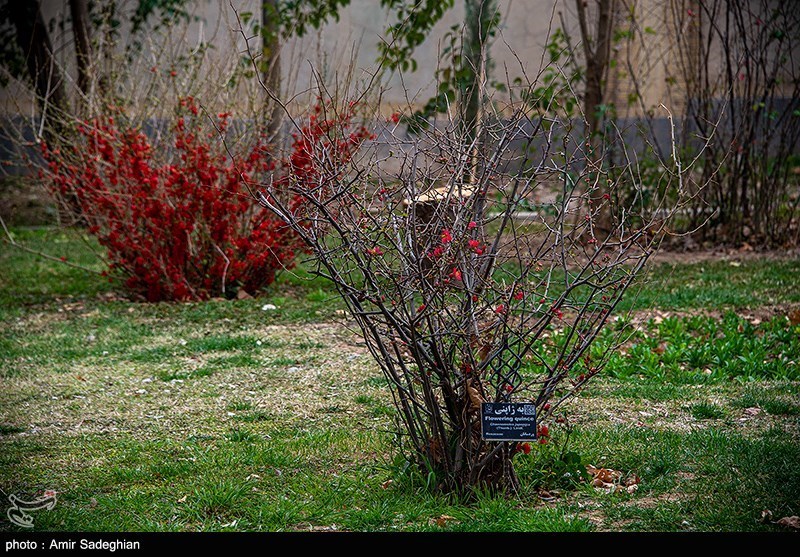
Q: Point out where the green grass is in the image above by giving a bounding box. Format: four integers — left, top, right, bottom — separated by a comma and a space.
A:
4, 228, 800, 322
620, 258, 800, 310
688, 402, 726, 420
2, 416, 798, 531
1, 227, 799, 532
733, 385, 800, 416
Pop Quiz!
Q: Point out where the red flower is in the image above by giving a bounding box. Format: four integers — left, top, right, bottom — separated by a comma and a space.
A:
538, 424, 549, 438
366, 246, 384, 256
450, 267, 462, 281
538, 438, 548, 445
543, 403, 551, 411
440, 229, 453, 244
468, 239, 484, 255
520, 442, 531, 455
468, 221, 477, 229
495, 304, 507, 315
505, 384, 513, 393
513, 290, 524, 301
417, 303, 426, 313
429, 246, 444, 258
390, 112, 400, 124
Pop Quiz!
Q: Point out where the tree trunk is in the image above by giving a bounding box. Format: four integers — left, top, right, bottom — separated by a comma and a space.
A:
461, 0, 494, 185
575, 0, 616, 141
69, 0, 92, 102
261, 0, 282, 142
7, 0, 70, 139
575, 0, 617, 237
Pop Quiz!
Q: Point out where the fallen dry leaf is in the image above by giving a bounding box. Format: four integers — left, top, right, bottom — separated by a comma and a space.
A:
776, 516, 800, 530
236, 289, 252, 300
176, 495, 187, 504
432, 514, 457, 528
381, 480, 393, 489
587, 464, 639, 493
624, 474, 641, 487
467, 384, 485, 409
760, 509, 773, 523
744, 407, 762, 417
593, 467, 622, 484
789, 309, 800, 326
537, 489, 557, 501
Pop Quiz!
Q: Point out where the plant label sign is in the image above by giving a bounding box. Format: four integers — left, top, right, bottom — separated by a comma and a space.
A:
481, 402, 537, 441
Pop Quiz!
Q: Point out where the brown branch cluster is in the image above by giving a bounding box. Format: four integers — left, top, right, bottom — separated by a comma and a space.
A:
258, 88, 691, 495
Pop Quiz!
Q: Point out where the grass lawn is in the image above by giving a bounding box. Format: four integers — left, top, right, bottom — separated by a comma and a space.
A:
1, 228, 799, 532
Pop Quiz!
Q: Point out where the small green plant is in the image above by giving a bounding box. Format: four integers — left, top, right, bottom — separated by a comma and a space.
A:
523, 421, 590, 491
227, 401, 253, 412
689, 402, 726, 420
226, 428, 256, 443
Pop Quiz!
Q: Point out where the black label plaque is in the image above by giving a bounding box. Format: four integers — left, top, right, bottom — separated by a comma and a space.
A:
481, 402, 537, 441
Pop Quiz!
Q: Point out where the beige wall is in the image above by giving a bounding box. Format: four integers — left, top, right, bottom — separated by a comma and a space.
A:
2, 0, 569, 114
1, 0, 769, 118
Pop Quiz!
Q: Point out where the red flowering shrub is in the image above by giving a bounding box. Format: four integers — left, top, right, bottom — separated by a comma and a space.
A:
40, 97, 371, 301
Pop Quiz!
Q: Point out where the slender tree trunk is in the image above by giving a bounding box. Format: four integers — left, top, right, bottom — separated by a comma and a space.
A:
575, 0, 617, 237
7, 0, 70, 138
69, 0, 92, 102
575, 0, 616, 143
461, 0, 494, 186
261, 0, 282, 142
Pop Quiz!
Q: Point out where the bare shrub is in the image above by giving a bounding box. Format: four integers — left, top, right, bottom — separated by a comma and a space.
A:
254, 73, 694, 494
